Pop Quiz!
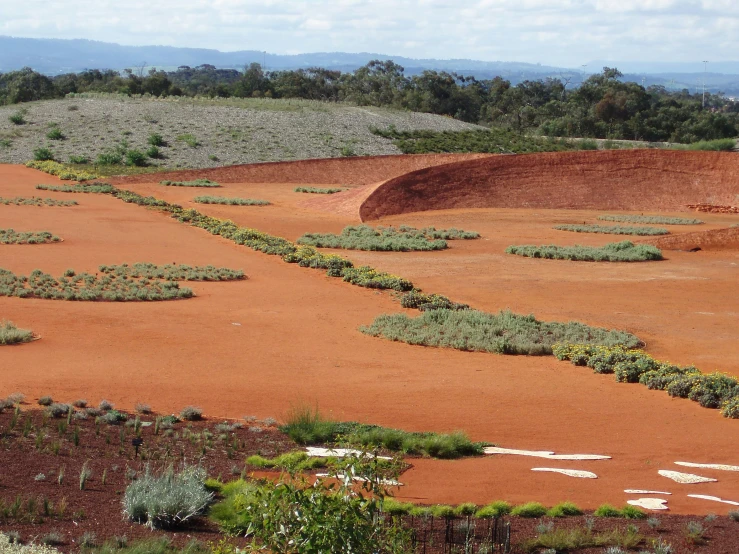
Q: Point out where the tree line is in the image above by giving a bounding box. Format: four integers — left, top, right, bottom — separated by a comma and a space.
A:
2, 61, 738, 144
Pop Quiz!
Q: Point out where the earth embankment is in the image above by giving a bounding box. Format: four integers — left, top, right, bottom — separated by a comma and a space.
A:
359, 150, 739, 220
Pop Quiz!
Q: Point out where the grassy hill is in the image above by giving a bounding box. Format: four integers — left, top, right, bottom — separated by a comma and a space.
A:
0, 95, 482, 169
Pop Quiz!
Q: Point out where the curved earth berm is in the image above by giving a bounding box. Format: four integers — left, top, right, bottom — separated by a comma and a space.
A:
644, 226, 739, 251
358, 150, 739, 220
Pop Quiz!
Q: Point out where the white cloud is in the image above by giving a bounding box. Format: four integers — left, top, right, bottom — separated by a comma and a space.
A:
0, 0, 736, 66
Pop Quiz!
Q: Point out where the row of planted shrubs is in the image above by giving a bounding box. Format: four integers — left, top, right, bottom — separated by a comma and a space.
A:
0, 320, 33, 345
553, 343, 739, 418
25, 160, 97, 181
554, 224, 669, 236
109, 188, 416, 292
36, 183, 115, 194
297, 224, 480, 252
360, 309, 642, 356
280, 406, 488, 459
0, 196, 77, 207
0, 229, 60, 244
506, 241, 663, 262
0, 264, 244, 302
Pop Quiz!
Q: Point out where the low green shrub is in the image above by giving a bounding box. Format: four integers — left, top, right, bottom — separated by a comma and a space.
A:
598, 215, 703, 225
25, 160, 97, 181
453, 502, 477, 516
9, 111, 26, 125
176, 134, 199, 148
280, 405, 487, 459
98, 263, 245, 282
193, 196, 270, 206
430, 505, 455, 517
0, 265, 223, 302
510, 502, 547, 518
506, 241, 663, 262
0, 197, 77, 207
476, 501, 512, 518
125, 150, 148, 167
160, 179, 220, 187
294, 186, 346, 194
554, 224, 669, 236
547, 501, 583, 517
68, 155, 90, 164
33, 147, 55, 161
123, 465, 213, 529
361, 309, 640, 356
246, 451, 331, 471
0, 321, 34, 345
297, 225, 479, 252
620, 505, 647, 519
36, 182, 115, 194
46, 128, 65, 141
180, 406, 203, 421
341, 266, 414, 291
594, 504, 622, 517
96, 150, 124, 165
146, 145, 162, 159
680, 138, 736, 151
148, 133, 166, 147
523, 525, 643, 552
400, 289, 469, 311
554, 343, 739, 418
0, 229, 60, 244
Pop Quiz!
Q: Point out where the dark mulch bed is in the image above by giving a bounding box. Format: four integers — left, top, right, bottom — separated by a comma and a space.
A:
0, 407, 738, 553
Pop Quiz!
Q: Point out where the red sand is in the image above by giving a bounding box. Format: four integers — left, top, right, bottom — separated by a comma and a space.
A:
359, 150, 739, 220
645, 227, 739, 251
2, 154, 739, 515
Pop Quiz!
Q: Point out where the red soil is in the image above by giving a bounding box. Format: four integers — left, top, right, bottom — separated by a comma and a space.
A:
359, 150, 739, 220
645, 227, 739, 251
688, 204, 739, 214
2, 157, 739, 518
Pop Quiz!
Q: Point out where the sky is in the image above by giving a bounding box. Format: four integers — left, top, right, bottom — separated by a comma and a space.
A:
1, 0, 736, 67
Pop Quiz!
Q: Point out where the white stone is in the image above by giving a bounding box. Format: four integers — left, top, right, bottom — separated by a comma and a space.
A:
675, 461, 739, 472
315, 473, 402, 486
658, 470, 717, 484
624, 489, 672, 495
627, 498, 669, 511
531, 468, 598, 479
305, 447, 391, 460
688, 494, 739, 506
484, 447, 610, 460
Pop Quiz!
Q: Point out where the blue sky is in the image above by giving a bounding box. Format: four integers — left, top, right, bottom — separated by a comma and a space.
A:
1, 0, 735, 67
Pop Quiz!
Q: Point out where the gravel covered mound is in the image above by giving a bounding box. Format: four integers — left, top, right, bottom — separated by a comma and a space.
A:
0, 96, 482, 168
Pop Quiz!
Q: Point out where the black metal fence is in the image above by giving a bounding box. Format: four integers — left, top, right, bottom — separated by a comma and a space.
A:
392, 515, 511, 553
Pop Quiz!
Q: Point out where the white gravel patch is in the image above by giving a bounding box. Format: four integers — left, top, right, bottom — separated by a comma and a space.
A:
624, 489, 672, 495
687, 494, 739, 506
531, 468, 598, 479
306, 447, 391, 460
0, 96, 482, 168
675, 461, 739, 472
484, 446, 610, 460
627, 498, 669, 511
658, 470, 718, 484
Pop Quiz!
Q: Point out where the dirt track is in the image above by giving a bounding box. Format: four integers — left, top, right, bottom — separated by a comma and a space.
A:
358, 150, 739, 220
2, 152, 739, 515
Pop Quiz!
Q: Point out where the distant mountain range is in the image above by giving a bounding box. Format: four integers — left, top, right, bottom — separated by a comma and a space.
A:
3, 35, 739, 96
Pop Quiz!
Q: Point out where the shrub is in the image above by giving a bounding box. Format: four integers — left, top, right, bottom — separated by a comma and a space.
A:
682, 138, 736, 151
160, 179, 220, 187
68, 155, 90, 164
297, 225, 479, 252
0, 196, 77, 207
135, 403, 152, 414
33, 147, 55, 161
341, 266, 414, 291
453, 502, 477, 516
430, 504, 455, 517
476, 500, 512, 518
193, 196, 270, 206
594, 504, 622, 517
36, 182, 115, 194
0, 321, 34, 345
145, 145, 161, 159
73, 399, 87, 408
728, 509, 739, 521
125, 150, 148, 167
547, 501, 583, 517
98, 410, 127, 424
96, 151, 123, 165
25, 160, 97, 181
123, 465, 213, 529
38, 396, 53, 406
598, 215, 703, 225
9, 111, 26, 125
99, 399, 113, 411
400, 289, 469, 311
361, 309, 640, 356
176, 134, 199, 148
510, 502, 547, 518
722, 398, 739, 418
148, 133, 165, 147
506, 241, 663, 262
180, 406, 203, 421
554, 224, 669, 236
46, 128, 64, 140
578, 138, 599, 150
280, 405, 487, 459
294, 187, 347, 194
0, 229, 61, 244
620, 505, 646, 519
